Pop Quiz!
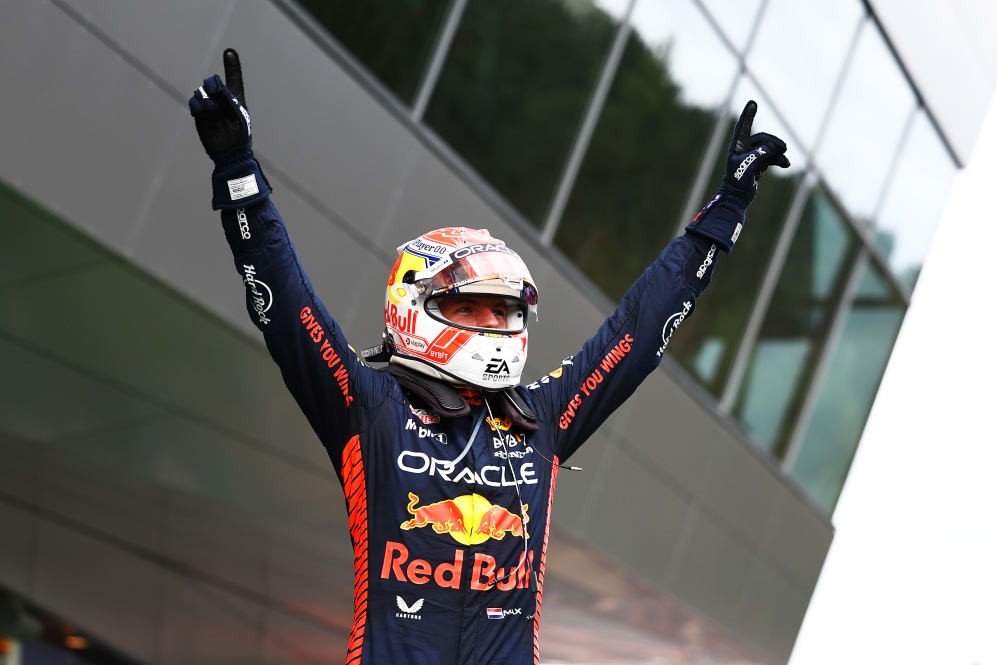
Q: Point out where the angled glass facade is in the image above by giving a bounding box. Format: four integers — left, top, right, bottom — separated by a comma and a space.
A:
294, 0, 957, 514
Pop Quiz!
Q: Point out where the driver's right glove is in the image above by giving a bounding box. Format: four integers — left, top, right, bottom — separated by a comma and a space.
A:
685, 100, 790, 252
188, 48, 272, 210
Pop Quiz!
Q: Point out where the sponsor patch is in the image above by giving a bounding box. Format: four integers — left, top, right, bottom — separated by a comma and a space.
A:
734, 153, 757, 181
396, 452, 537, 487
236, 207, 251, 240
395, 596, 423, 620
382, 541, 533, 591
697, 244, 716, 279
409, 405, 441, 424
655, 302, 692, 358
404, 419, 448, 444
242, 264, 272, 326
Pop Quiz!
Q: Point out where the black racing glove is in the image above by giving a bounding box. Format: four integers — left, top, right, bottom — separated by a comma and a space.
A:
686, 100, 790, 252
188, 48, 272, 210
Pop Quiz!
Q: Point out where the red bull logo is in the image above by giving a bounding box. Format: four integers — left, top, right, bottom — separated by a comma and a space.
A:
381, 541, 534, 591
486, 416, 525, 446
401, 493, 468, 535
385, 303, 418, 335
400, 493, 528, 545
476, 503, 529, 540
486, 417, 513, 432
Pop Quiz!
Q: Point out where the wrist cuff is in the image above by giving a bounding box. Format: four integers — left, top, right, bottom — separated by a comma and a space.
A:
684, 184, 752, 252
210, 148, 273, 210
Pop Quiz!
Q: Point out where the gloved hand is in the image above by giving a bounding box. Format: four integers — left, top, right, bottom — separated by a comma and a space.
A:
188, 48, 271, 210
686, 100, 789, 252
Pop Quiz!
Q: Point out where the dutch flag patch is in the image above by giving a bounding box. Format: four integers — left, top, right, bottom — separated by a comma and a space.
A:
486, 608, 504, 620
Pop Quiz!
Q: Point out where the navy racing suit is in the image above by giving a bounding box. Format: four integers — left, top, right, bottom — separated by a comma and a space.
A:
218, 197, 720, 665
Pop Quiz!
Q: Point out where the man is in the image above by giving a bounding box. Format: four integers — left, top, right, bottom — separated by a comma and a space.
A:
189, 49, 788, 665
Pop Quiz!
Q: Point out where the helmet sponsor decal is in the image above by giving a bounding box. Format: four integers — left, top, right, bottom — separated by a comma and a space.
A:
408, 238, 448, 256
385, 303, 418, 335
481, 356, 512, 383
419, 227, 498, 248
402, 327, 475, 365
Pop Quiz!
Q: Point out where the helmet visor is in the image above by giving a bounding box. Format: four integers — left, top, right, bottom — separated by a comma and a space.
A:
417, 248, 539, 306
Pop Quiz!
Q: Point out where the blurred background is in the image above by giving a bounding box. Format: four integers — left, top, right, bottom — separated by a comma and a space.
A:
0, 0, 993, 663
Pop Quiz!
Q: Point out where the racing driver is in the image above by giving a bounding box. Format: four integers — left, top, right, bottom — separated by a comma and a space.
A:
189, 49, 789, 665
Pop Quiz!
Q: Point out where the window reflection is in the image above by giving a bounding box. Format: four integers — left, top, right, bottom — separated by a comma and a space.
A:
424, 0, 623, 224
789, 260, 906, 512
731, 187, 859, 454
816, 19, 915, 223
553, 0, 738, 300
874, 110, 957, 289
296, 0, 453, 104
746, 0, 863, 149
668, 78, 803, 396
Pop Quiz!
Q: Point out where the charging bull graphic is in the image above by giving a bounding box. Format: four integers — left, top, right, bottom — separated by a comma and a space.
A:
476, 503, 529, 540
400, 492, 469, 535
401, 493, 528, 545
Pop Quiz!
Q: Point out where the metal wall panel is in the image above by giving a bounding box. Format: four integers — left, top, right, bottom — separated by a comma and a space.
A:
0, 501, 34, 598
668, 513, 755, 630
32, 520, 163, 662
157, 571, 264, 665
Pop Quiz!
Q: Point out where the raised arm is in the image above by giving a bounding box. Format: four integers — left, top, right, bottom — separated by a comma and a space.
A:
526, 101, 789, 461
188, 50, 390, 475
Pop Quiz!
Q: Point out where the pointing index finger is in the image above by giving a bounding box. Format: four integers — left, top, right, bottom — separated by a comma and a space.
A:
731, 100, 756, 154
223, 48, 245, 107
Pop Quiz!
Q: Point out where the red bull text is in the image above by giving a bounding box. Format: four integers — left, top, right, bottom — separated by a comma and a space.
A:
381, 541, 534, 591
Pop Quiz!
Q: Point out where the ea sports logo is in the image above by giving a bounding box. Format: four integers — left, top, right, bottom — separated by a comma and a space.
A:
485, 358, 510, 375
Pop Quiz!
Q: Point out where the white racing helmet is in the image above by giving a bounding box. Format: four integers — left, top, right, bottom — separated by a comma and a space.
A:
384, 227, 539, 389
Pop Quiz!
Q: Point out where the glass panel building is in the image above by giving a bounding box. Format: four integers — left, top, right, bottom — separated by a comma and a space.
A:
296, 0, 957, 514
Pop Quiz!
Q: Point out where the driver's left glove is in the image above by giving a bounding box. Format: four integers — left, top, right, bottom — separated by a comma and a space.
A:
686, 100, 790, 252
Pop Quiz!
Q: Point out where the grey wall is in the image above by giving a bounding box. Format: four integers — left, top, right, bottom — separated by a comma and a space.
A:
0, 0, 833, 661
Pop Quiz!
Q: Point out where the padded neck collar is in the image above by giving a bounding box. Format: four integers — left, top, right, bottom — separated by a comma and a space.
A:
381, 365, 538, 431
